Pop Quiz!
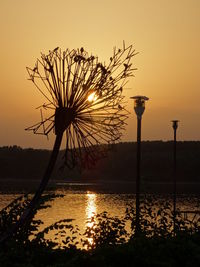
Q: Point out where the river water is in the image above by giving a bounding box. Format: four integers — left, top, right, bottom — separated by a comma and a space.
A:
1, 184, 200, 234
0, 188, 135, 232
1, 182, 200, 250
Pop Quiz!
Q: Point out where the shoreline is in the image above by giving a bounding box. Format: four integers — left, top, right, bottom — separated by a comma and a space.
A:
1, 178, 200, 194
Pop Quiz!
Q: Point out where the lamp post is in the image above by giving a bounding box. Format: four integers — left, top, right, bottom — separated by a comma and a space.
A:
171, 120, 179, 233
130, 95, 149, 235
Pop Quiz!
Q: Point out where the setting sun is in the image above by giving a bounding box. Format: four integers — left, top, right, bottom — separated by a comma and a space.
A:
87, 92, 97, 102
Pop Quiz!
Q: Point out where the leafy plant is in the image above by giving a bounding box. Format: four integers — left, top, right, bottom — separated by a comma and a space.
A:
82, 211, 128, 250
125, 195, 200, 238
32, 218, 80, 250
0, 193, 63, 245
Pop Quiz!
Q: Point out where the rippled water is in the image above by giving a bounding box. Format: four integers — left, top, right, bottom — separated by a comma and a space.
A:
1, 187, 200, 235
1, 185, 200, 249
0, 190, 135, 233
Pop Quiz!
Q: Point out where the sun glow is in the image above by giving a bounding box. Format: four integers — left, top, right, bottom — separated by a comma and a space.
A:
85, 192, 97, 247
87, 92, 97, 102
86, 192, 96, 227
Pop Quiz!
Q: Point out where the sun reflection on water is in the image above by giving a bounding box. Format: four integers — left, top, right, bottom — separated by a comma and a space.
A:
85, 192, 97, 246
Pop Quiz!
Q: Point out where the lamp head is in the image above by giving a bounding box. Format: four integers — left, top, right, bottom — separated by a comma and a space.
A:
171, 120, 179, 130
130, 95, 149, 118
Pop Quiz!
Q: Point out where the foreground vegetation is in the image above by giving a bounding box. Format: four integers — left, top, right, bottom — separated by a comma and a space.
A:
1, 194, 200, 266
2, 234, 200, 267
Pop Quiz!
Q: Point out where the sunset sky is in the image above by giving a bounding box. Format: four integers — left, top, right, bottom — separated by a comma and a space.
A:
0, 0, 200, 149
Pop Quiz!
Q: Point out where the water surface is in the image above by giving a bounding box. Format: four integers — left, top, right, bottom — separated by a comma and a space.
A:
1, 185, 199, 235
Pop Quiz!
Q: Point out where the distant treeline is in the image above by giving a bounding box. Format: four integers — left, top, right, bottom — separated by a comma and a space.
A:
0, 141, 200, 183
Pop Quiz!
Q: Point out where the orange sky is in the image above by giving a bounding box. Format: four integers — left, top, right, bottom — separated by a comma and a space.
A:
0, 0, 200, 149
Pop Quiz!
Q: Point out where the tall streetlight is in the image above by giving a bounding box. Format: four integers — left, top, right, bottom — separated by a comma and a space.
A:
130, 95, 149, 235
171, 120, 179, 233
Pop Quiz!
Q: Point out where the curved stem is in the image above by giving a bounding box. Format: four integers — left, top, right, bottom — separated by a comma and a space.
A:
0, 132, 63, 245
31, 132, 63, 204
